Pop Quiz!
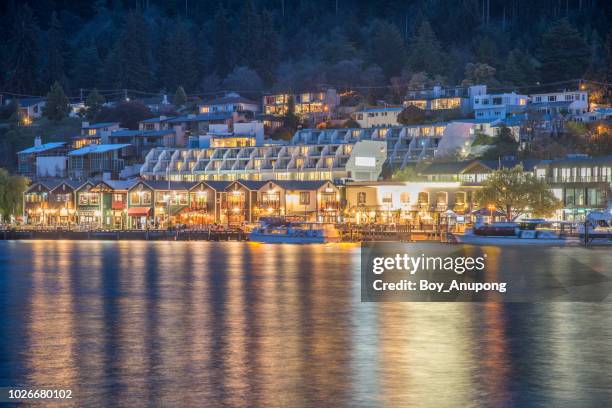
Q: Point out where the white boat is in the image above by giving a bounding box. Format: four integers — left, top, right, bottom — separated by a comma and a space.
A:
579, 204, 612, 238
249, 221, 340, 244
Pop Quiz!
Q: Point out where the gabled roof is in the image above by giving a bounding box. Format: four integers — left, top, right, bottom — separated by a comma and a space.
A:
140, 116, 175, 123
18, 142, 66, 155
50, 179, 88, 192
191, 180, 231, 191
94, 180, 137, 191
82, 122, 118, 129
131, 180, 196, 191
538, 155, 612, 167
19, 98, 45, 107
68, 144, 131, 156
270, 180, 334, 191
26, 179, 64, 192
166, 112, 233, 123
202, 95, 258, 106
228, 180, 267, 191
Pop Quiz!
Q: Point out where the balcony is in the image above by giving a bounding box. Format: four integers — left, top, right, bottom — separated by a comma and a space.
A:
548, 176, 612, 183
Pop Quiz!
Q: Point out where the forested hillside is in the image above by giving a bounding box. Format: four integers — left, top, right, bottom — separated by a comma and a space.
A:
1, 0, 611, 101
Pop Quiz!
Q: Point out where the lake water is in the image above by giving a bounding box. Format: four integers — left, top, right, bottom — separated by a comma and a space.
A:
0, 241, 611, 407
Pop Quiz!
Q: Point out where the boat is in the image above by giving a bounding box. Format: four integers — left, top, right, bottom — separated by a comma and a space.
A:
579, 204, 612, 239
457, 219, 575, 245
248, 219, 340, 243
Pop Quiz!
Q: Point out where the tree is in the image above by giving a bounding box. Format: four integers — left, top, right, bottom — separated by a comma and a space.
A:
539, 19, 589, 82
282, 95, 301, 131
85, 89, 105, 120
397, 105, 427, 125
475, 166, 562, 221
222, 67, 263, 98
158, 22, 198, 91
502, 48, 539, 86
43, 81, 70, 122
45, 12, 68, 89
174, 86, 187, 107
72, 41, 102, 89
406, 21, 443, 76
116, 10, 152, 90
462, 63, 497, 86
368, 20, 406, 79
0, 169, 29, 221
96, 101, 153, 129
392, 166, 422, 181
4, 4, 40, 94
252, 10, 280, 86
211, 7, 233, 77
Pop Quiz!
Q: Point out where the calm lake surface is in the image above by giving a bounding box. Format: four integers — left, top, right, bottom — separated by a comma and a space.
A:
0, 241, 611, 407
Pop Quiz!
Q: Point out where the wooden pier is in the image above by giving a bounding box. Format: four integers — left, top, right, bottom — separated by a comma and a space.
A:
0, 229, 248, 241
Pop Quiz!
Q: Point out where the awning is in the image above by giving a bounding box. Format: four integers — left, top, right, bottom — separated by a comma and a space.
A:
127, 207, 151, 216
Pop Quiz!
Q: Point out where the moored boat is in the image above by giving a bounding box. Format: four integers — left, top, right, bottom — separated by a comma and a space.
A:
249, 219, 340, 243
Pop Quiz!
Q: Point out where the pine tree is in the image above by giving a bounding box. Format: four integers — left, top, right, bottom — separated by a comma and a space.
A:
539, 19, 589, 82
46, 12, 68, 89
5, 4, 40, 94
368, 20, 406, 79
72, 41, 102, 89
406, 21, 443, 76
252, 11, 280, 86
117, 10, 152, 90
283, 95, 300, 131
85, 89, 105, 120
174, 86, 187, 107
158, 22, 198, 91
212, 7, 233, 77
503, 48, 538, 86
44, 81, 70, 122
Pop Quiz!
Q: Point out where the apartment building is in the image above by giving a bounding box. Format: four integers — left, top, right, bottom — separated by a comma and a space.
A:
473, 93, 528, 120
263, 89, 339, 118
351, 107, 402, 128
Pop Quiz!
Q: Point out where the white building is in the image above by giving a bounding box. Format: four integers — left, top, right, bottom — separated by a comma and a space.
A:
140, 140, 386, 182
199, 92, 260, 114
473, 92, 528, 120
529, 90, 588, 116
351, 107, 402, 128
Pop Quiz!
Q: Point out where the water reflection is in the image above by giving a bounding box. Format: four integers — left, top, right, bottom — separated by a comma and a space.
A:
0, 241, 611, 407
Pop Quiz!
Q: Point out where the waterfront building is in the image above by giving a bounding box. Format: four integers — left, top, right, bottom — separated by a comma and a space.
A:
533, 155, 612, 221
223, 180, 267, 224
256, 180, 340, 222
184, 180, 231, 225
404, 85, 486, 116
263, 89, 339, 119
141, 139, 386, 182
199, 93, 260, 115
90, 180, 134, 229
23, 179, 74, 226
473, 92, 528, 120
45, 179, 83, 225
17, 137, 69, 178
74, 180, 99, 225
344, 181, 480, 225
420, 158, 539, 183
351, 107, 403, 128
68, 144, 133, 180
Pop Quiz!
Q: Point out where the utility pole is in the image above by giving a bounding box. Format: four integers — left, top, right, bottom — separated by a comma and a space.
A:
80, 88, 84, 102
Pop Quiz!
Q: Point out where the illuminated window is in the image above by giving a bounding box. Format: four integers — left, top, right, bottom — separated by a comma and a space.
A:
299, 192, 310, 205
357, 192, 366, 204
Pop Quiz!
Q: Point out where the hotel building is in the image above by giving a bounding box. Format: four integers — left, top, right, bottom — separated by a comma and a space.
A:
533, 155, 612, 221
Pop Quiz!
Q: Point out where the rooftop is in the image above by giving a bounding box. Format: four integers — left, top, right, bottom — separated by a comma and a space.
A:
68, 144, 131, 156
82, 122, 118, 129
202, 94, 258, 106
18, 142, 67, 155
